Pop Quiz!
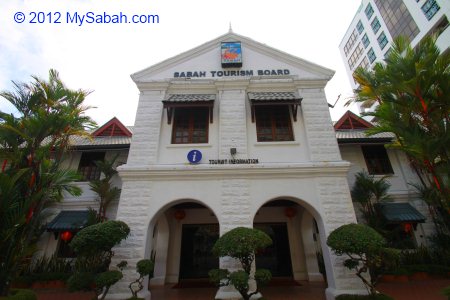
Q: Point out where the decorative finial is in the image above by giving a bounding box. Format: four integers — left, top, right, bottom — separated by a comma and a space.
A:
229, 22, 233, 33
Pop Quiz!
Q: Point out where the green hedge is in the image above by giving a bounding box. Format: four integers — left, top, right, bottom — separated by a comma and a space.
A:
0, 289, 37, 300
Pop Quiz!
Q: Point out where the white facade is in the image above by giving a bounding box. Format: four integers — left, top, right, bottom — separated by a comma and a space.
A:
106, 31, 367, 300
41, 30, 433, 300
339, 0, 450, 90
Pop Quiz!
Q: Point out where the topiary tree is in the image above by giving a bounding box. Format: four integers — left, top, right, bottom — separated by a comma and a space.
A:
95, 270, 123, 300
68, 221, 130, 299
128, 259, 154, 299
70, 220, 130, 271
327, 224, 399, 296
209, 227, 272, 300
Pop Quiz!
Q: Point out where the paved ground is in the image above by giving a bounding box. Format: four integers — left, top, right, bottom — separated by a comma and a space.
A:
33, 278, 450, 300
150, 278, 450, 300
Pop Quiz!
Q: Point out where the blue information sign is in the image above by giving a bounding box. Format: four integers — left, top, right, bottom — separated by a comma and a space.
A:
187, 150, 202, 164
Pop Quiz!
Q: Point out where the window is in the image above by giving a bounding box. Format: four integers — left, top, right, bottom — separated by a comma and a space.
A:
384, 47, 393, 58
348, 42, 364, 69
255, 105, 293, 142
377, 32, 388, 50
422, 0, 440, 20
78, 152, 105, 181
361, 145, 394, 175
344, 29, 359, 56
362, 33, 370, 48
172, 107, 209, 144
367, 47, 377, 63
357, 20, 364, 34
365, 3, 374, 20
371, 17, 381, 34
357, 56, 370, 70
374, 0, 419, 41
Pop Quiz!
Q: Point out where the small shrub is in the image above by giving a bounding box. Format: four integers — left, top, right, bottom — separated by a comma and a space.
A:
67, 272, 95, 292
400, 246, 433, 265
229, 271, 249, 292
441, 286, 450, 299
327, 224, 399, 296
70, 220, 130, 256
129, 259, 154, 299
95, 271, 123, 300
254, 269, 272, 286
1, 289, 37, 300
19, 254, 73, 284
136, 260, 154, 278
208, 269, 229, 285
209, 227, 273, 300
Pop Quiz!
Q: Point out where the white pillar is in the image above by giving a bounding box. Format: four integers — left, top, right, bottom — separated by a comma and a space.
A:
150, 214, 170, 286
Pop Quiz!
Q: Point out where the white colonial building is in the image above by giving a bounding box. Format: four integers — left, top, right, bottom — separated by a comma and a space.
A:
110, 30, 365, 300
39, 31, 433, 300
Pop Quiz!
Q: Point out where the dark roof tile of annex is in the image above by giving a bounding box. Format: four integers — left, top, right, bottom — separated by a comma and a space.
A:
247, 92, 300, 101
164, 94, 216, 102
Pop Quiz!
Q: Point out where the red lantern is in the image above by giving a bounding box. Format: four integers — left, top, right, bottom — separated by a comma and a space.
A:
284, 207, 297, 219
60, 231, 73, 241
403, 223, 412, 233
174, 210, 186, 221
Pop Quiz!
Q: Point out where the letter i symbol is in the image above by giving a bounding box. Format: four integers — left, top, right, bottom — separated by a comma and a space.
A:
192, 151, 197, 162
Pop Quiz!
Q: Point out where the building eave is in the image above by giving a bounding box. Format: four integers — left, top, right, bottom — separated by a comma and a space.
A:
117, 161, 351, 181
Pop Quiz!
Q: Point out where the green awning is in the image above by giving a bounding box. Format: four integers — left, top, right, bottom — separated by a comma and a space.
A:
376, 203, 426, 224
46, 210, 89, 232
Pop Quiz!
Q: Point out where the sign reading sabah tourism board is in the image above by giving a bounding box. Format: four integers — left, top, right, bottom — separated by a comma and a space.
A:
221, 42, 242, 68
173, 69, 291, 78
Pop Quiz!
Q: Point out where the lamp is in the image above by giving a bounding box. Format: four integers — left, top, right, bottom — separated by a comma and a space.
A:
284, 207, 297, 219
174, 210, 186, 221
60, 231, 73, 241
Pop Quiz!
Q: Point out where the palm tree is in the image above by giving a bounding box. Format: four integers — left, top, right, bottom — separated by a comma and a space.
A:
89, 155, 122, 220
352, 35, 450, 231
0, 69, 95, 296
351, 170, 392, 228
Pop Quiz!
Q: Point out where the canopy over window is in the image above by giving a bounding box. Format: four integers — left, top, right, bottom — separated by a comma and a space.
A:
162, 94, 215, 124
375, 203, 426, 224
46, 210, 89, 232
247, 92, 302, 122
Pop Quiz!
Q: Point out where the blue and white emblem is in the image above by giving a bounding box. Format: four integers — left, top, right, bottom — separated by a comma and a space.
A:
187, 150, 202, 164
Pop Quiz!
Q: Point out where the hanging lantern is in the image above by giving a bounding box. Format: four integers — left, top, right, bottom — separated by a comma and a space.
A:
403, 223, 412, 233
174, 210, 186, 221
284, 207, 297, 219
60, 231, 73, 241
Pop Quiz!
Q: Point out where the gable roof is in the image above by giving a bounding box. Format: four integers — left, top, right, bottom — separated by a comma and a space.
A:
335, 110, 395, 144
92, 117, 132, 137
334, 110, 373, 130
131, 31, 335, 81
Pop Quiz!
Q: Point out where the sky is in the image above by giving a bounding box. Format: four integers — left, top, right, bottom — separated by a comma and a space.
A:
0, 0, 362, 126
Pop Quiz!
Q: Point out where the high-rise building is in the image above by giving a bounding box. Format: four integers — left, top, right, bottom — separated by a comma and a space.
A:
339, 0, 449, 90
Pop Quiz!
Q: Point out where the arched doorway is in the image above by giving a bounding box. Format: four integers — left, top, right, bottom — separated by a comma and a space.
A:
253, 199, 325, 283
149, 200, 220, 286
